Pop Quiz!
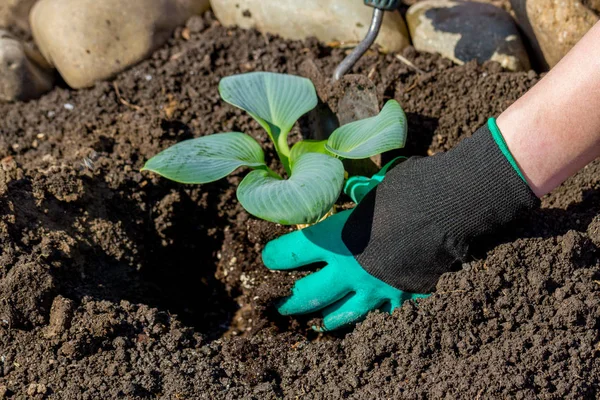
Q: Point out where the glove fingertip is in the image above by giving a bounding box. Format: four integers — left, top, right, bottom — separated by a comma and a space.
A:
261, 240, 302, 271
260, 241, 279, 269
276, 297, 301, 316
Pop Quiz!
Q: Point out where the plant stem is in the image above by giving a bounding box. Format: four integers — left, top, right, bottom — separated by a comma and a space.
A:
295, 205, 337, 229
255, 165, 283, 180
275, 133, 292, 176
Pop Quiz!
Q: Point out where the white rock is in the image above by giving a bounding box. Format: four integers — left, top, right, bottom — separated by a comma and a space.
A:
30, 0, 210, 89
0, 30, 54, 102
210, 0, 410, 52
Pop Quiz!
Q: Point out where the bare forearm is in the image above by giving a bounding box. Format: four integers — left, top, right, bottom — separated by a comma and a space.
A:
497, 21, 600, 197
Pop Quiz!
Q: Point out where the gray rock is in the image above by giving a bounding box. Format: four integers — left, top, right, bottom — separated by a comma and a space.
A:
406, 0, 530, 71
210, 0, 410, 52
30, 0, 210, 89
0, 30, 54, 102
511, 0, 598, 69
0, 0, 37, 32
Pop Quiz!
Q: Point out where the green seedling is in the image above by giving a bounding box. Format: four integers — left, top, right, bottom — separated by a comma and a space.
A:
143, 72, 407, 225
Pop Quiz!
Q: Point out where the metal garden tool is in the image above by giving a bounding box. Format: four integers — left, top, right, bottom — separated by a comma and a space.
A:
332, 0, 401, 174
333, 0, 400, 81
304, 0, 400, 174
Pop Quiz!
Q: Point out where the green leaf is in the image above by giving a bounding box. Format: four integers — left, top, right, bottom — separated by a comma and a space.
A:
326, 100, 407, 159
219, 72, 318, 138
289, 140, 329, 166
219, 72, 318, 171
142, 132, 266, 184
237, 153, 344, 225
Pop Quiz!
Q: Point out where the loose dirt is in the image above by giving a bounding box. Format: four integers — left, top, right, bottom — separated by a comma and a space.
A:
0, 12, 598, 399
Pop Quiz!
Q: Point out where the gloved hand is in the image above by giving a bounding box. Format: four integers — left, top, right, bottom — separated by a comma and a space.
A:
344, 156, 403, 204
262, 208, 428, 331
262, 119, 539, 330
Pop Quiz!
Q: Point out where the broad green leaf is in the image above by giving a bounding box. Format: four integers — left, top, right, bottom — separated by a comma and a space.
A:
142, 132, 266, 184
218, 72, 318, 165
326, 100, 407, 159
237, 153, 344, 225
289, 140, 329, 166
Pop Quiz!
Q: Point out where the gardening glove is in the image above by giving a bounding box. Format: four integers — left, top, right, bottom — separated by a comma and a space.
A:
344, 156, 403, 204
262, 209, 429, 331
262, 118, 539, 330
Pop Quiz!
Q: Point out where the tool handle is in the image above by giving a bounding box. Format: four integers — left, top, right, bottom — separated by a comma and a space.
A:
364, 0, 399, 10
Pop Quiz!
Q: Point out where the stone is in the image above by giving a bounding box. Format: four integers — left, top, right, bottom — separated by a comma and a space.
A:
406, 0, 530, 71
0, 386, 8, 399
25, 383, 47, 395
30, 0, 210, 89
44, 295, 74, 338
181, 0, 211, 14
0, 30, 54, 102
337, 77, 384, 175
210, 0, 410, 52
0, 0, 37, 32
511, 0, 598, 69
298, 64, 384, 175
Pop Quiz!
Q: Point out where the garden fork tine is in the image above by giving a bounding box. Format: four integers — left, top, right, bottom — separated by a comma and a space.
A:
333, 0, 400, 81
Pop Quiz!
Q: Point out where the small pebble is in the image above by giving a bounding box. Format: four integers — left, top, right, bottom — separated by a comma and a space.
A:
26, 384, 37, 396
64, 103, 74, 110
145, 74, 152, 81
36, 384, 47, 395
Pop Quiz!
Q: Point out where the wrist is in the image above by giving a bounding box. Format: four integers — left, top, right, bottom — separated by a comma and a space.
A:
496, 112, 564, 198
488, 118, 527, 183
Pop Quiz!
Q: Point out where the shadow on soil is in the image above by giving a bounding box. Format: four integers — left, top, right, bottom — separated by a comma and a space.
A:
473, 187, 600, 264
1, 173, 237, 339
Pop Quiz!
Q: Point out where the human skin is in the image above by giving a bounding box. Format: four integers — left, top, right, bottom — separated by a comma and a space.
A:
497, 21, 600, 198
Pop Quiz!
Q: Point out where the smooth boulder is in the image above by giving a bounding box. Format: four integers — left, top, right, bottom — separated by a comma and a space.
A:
30, 0, 210, 89
406, 0, 530, 71
511, 0, 598, 69
210, 0, 410, 52
0, 30, 54, 102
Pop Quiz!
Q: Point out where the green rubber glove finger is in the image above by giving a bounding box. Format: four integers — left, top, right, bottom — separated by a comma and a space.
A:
262, 209, 429, 330
318, 292, 385, 331
262, 228, 330, 271
344, 157, 405, 204
278, 264, 352, 315
344, 175, 379, 204
388, 292, 431, 312
262, 211, 353, 271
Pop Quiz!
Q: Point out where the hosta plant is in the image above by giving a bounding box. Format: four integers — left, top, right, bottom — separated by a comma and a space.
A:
143, 72, 407, 225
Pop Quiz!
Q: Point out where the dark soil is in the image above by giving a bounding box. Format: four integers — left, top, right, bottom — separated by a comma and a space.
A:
0, 11, 599, 399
